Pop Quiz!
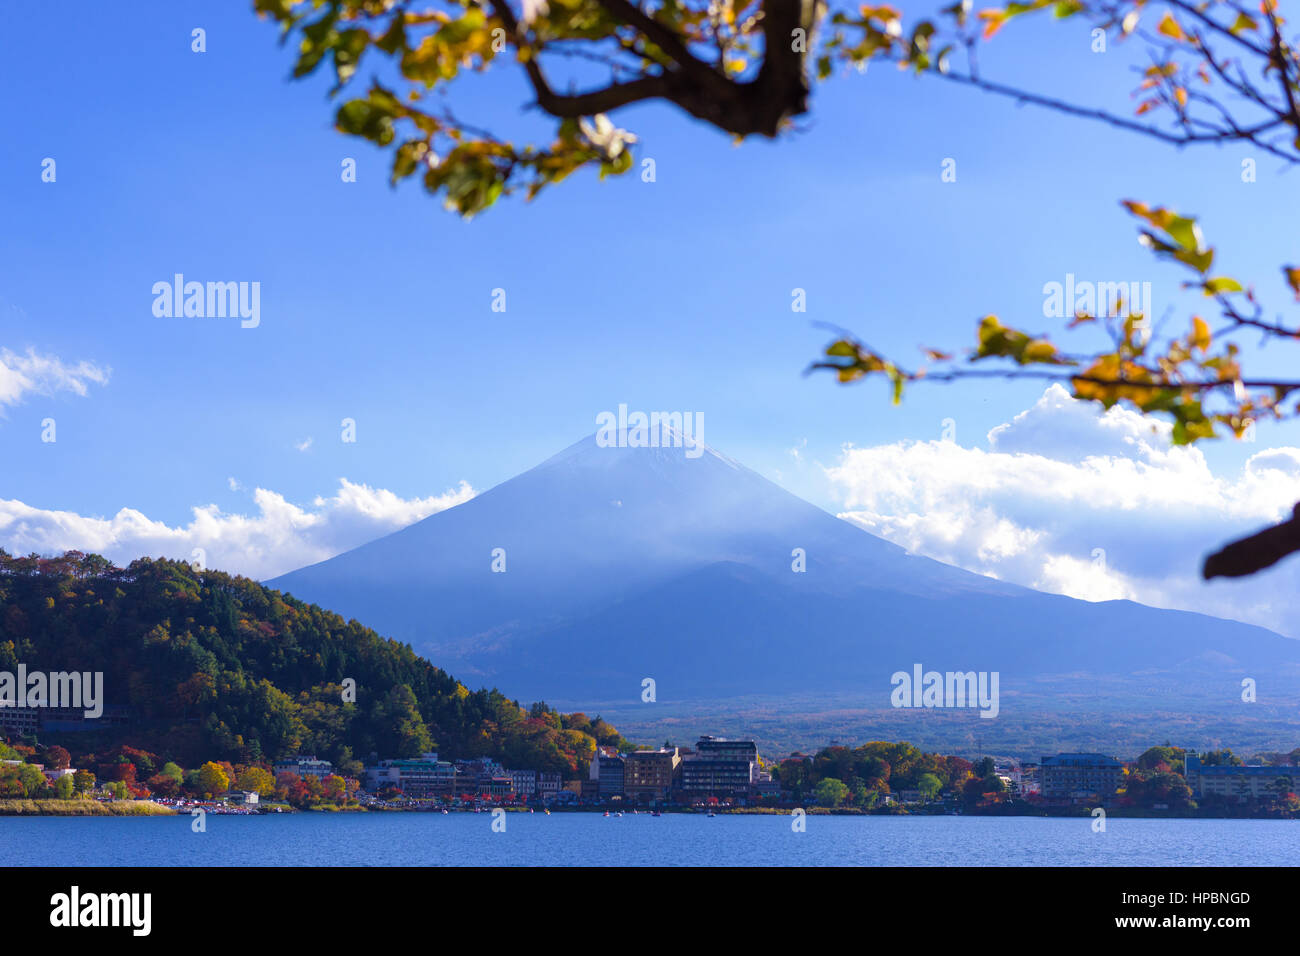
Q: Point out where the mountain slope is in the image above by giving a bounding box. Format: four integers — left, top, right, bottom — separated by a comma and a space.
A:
268, 433, 1300, 704
0, 552, 628, 773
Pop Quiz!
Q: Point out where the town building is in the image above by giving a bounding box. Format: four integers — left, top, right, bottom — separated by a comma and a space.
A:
679, 736, 761, 799
0, 707, 39, 736
509, 769, 537, 797
0, 706, 130, 735
695, 736, 759, 777
367, 753, 457, 796
454, 757, 514, 797
1185, 754, 1299, 802
679, 758, 754, 797
1013, 763, 1040, 796
536, 771, 562, 799
42, 767, 75, 785
752, 769, 780, 799
1039, 753, 1123, 801
590, 749, 625, 798
273, 755, 334, 779
623, 748, 681, 803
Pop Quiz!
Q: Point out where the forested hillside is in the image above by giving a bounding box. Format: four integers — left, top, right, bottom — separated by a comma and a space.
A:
0, 551, 630, 776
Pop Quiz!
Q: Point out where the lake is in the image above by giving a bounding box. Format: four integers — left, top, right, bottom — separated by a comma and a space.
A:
4, 813, 1299, 866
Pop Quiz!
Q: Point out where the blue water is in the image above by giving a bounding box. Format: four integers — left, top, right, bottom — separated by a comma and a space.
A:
3, 814, 1299, 866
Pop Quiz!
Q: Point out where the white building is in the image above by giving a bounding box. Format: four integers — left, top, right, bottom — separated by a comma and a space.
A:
509, 769, 537, 797
273, 755, 334, 779
365, 753, 456, 795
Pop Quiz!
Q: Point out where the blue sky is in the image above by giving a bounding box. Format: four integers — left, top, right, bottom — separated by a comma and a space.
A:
3, 2, 1300, 632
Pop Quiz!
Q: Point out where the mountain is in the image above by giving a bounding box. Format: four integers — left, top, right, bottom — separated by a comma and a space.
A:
267, 433, 1300, 710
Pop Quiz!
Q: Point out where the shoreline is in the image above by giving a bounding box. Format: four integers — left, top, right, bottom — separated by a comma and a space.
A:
5, 800, 1294, 820
0, 798, 176, 816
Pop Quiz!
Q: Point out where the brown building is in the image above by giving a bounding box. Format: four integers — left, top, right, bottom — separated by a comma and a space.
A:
623, 748, 681, 803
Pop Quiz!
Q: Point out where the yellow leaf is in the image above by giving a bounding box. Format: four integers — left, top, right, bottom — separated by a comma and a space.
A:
1157, 13, 1185, 40
1022, 340, 1059, 364
1229, 11, 1258, 34
1191, 316, 1212, 352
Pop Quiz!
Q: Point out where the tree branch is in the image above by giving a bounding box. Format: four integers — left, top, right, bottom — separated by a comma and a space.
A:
1204, 504, 1300, 578
592, 0, 731, 95
919, 63, 1298, 163
489, 0, 672, 118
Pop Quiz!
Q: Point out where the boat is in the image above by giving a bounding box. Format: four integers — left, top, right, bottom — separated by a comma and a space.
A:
651, 811, 662, 817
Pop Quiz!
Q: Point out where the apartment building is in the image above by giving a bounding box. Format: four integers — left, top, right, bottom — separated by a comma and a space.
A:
679, 758, 754, 796
454, 757, 514, 797
695, 736, 758, 778
273, 755, 335, 779
623, 748, 681, 802
0, 707, 39, 736
509, 769, 537, 797
1185, 754, 1298, 802
1039, 753, 1123, 801
0, 706, 130, 736
536, 771, 562, 799
678, 737, 761, 798
367, 753, 457, 796
593, 752, 625, 798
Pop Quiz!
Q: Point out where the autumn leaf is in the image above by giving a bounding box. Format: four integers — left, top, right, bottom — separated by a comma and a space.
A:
1157, 13, 1185, 40
1190, 316, 1212, 352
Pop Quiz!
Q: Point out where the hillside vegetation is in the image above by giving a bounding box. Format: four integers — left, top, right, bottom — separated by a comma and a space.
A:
0, 551, 630, 776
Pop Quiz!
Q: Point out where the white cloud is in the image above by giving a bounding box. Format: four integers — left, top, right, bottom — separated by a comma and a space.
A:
826, 384, 1300, 637
295, 437, 314, 452
987, 380, 1172, 463
0, 479, 475, 581
0, 347, 109, 410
